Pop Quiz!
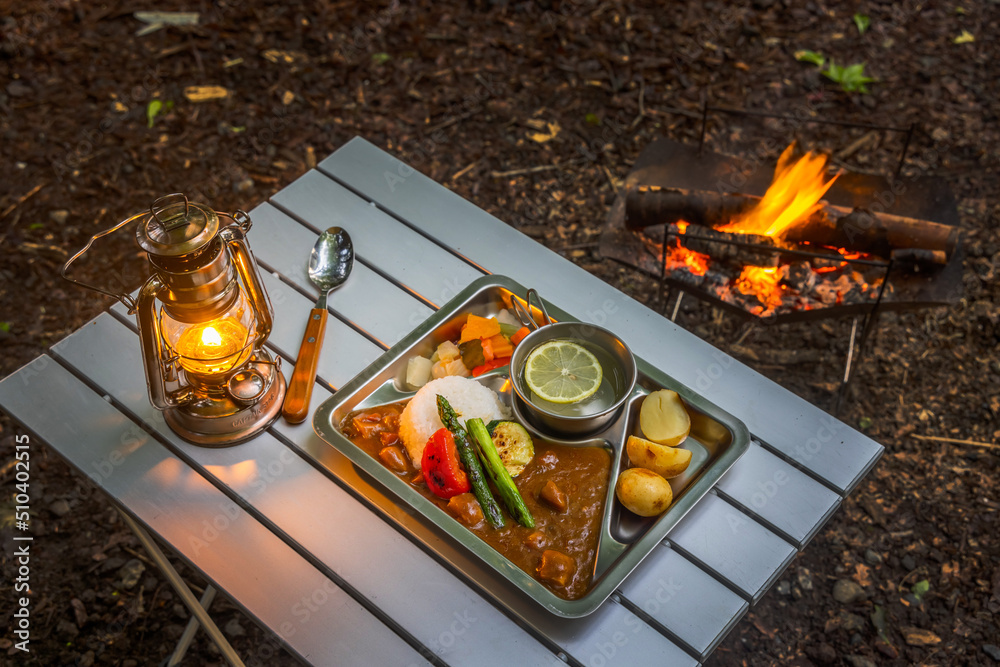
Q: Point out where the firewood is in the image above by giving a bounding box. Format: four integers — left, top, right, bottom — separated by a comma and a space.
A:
626, 185, 958, 262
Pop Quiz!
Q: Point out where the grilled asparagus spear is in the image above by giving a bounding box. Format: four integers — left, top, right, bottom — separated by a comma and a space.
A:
437, 395, 505, 528
467, 418, 535, 529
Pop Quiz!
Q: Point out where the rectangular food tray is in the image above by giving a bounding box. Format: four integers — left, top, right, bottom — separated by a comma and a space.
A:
313, 275, 749, 617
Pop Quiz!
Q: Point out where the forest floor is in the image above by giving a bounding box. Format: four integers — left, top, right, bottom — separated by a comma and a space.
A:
1, 1, 998, 665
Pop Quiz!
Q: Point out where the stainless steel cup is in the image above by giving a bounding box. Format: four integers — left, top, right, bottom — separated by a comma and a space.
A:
510, 321, 637, 436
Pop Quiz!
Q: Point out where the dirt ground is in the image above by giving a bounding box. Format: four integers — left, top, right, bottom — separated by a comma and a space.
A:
1, 1, 998, 665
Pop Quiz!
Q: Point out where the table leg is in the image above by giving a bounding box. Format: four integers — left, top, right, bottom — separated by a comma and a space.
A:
116, 509, 246, 667
167, 585, 217, 667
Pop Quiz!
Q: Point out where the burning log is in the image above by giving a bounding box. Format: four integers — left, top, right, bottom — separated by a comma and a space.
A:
666, 223, 780, 267
626, 185, 959, 263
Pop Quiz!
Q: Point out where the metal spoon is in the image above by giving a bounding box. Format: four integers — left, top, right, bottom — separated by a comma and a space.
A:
282, 227, 354, 424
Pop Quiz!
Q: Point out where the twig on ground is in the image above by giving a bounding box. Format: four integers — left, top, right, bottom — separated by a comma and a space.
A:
645, 106, 703, 120
834, 131, 880, 161
629, 78, 646, 130
452, 160, 479, 181
1, 183, 46, 221
601, 165, 619, 194
911, 434, 999, 451
490, 165, 560, 178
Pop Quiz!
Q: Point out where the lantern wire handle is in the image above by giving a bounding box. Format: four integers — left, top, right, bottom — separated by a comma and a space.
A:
149, 193, 191, 233
60, 211, 146, 312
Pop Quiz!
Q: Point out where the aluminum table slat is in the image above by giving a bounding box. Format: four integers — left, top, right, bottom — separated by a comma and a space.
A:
258, 270, 386, 388
618, 545, 749, 660
0, 357, 428, 667
667, 493, 797, 602
51, 315, 565, 667
319, 137, 883, 494
270, 171, 484, 306
714, 441, 841, 547
246, 202, 435, 347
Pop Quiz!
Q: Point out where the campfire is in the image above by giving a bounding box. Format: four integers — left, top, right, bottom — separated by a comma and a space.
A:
603, 138, 962, 321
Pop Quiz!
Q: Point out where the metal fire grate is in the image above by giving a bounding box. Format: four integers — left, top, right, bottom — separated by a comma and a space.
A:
600, 108, 963, 410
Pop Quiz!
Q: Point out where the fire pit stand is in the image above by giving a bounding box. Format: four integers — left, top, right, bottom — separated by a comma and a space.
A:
601, 111, 963, 412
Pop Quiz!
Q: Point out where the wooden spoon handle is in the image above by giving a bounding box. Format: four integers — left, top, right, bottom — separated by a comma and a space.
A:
282, 307, 328, 424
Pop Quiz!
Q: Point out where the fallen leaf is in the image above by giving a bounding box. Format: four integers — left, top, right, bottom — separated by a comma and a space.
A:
184, 86, 230, 103
262, 49, 308, 65
134, 11, 199, 36
854, 563, 872, 587
902, 627, 941, 646
134, 11, 199, 26
528, 121, 561, 143
282, 90, 295, 105
752, 618, 775, 639
70, 598, 87, 627
954, 30, 975, 44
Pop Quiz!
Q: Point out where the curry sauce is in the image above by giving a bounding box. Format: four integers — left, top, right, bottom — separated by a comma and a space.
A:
342, 404, 611, 600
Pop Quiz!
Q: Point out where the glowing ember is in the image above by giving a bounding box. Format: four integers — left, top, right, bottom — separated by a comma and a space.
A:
719, 143, 840, 238
734, 265, 784, 315
663, 237, 709, 276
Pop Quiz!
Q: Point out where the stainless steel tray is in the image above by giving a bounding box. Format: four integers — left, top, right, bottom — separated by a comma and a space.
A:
313, 275, 749, 617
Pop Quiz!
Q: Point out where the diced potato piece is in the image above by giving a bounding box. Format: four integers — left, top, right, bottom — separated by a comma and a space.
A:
436, 340, 461, 362
616, 468, 673, 516
497, 308, 521, 328
626, 435, 692, 479
639, 389, 691, 446
405, 356, 433, 389
431, 360, 450, 380
443, 358, 470, 377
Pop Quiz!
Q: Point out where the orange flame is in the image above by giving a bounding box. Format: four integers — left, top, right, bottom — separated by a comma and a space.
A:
719, 143, 840, 238
664, 236, 709, 276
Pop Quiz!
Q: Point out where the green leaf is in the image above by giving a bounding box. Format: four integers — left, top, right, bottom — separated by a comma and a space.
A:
585, 112, 600, 126
953, 30, 975, 44
912, 579, 930, 601
871, 604, 890, 643
29, 222, 44, 230
859, 416, 873, 430
795, 50, 825, 67
0, 322, 10, 333
823, 60, 876, 93
146, 99, 162, 128
853, 14, 871, 34
371, 52, 391, 65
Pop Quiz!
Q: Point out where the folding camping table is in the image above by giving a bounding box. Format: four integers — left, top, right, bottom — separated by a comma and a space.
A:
0, 137, 883, 665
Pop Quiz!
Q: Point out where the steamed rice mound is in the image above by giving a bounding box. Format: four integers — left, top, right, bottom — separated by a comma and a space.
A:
400, 376, 510, 469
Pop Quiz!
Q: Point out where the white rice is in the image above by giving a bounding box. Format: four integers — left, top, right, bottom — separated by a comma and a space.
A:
399, 376, 510, 469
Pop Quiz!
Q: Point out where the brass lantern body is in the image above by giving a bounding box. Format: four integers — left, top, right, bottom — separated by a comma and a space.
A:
62, 194, 286, 446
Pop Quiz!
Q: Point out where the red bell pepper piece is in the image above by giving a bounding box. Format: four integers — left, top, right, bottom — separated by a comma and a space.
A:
421, 428, 471, 498
471, 357, 510, 377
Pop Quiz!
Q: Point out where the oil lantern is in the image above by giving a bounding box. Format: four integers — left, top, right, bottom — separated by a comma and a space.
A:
62, 194, 286, 446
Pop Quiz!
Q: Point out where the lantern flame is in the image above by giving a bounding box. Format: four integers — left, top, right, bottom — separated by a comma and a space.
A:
201, 325, 223, 347
175, 318, 252, 375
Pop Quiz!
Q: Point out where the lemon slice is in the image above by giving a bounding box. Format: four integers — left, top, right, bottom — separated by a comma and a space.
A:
524, 339, 603, 404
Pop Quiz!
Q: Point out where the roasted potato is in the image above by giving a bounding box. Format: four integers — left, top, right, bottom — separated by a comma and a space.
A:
626, 435, 692, 479
639, 389, 691, 446
615, 468, 673, 517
